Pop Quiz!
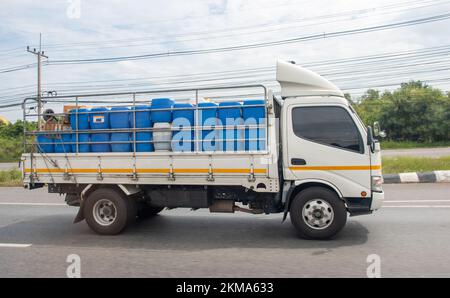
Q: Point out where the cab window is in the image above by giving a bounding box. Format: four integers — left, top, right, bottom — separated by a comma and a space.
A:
292, 106, 363, 153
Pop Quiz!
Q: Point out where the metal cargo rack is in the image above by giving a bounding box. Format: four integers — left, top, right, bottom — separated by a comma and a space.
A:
21, 85, 280, 193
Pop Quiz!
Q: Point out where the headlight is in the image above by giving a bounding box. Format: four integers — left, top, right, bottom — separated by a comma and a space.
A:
371, 175, 383, 192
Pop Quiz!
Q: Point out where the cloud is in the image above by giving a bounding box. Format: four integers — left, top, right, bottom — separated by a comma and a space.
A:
1, 0, 450, 120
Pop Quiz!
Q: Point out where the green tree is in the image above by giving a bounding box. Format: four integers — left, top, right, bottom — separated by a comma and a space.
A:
361, 89, 380, 101
0, 120, 36, 138
0, 120, 37, 161
354, 81, 449, 142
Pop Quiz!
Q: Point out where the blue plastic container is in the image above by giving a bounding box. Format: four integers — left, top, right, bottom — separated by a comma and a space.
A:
37, 135, 54, 153
243, 100, 266, 151
71, 133, 90, 153
151, 98, 174, 123
69, 108, 90, 153
110, 106, 131, 152
132, 105, 151, 127
218, 102, 243, 151
131, 105, 153, 152
54, 132, 72, 153
172, 103, 194, 152
69, 108, 90, 130
89, 107, 110, 152
110, 106, 130, 128
198, 102, 218, 151
111, 133, 131, 152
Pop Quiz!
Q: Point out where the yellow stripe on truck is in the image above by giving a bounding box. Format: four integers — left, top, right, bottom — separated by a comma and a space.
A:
289, 165, 381, 171
24, 168, 267, 174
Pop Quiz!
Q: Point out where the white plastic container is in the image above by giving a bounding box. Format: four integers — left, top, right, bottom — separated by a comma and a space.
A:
152, 122, 172, 151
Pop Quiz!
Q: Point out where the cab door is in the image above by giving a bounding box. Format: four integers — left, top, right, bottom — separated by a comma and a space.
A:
283, 102, 371, 198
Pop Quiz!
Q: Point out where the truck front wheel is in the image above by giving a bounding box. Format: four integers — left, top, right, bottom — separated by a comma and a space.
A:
290, 187, 347, 240
84, 188, 136, 235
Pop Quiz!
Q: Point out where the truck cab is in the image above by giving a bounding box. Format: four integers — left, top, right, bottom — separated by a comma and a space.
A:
277, 60, 384, 238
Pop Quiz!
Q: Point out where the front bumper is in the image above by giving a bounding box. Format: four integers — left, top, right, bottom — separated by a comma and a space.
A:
370, 191, 384, 211
345, 190, 384, 216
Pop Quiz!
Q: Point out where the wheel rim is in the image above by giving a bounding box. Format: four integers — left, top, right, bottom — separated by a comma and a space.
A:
302, 199, 334, 230
93, 199, 117, 226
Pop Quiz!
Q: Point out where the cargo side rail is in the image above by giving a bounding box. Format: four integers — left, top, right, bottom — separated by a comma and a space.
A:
22, 85, 273, 181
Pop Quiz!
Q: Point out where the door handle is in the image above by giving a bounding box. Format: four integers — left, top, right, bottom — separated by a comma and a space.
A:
291, 158, 306, 165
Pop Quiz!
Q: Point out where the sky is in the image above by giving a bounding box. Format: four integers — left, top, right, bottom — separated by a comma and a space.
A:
0, 0, 450, 120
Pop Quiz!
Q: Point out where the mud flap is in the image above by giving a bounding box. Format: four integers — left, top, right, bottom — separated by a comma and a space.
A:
282, 184, 295, 222
73, 184, 93, 223
73, 202, 85, 223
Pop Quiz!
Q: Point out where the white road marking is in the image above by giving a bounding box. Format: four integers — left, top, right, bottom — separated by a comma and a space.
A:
0, 202, 66, 206
0, 243, 32, 248
383, 205, 450, 208
384, 200, 450, 203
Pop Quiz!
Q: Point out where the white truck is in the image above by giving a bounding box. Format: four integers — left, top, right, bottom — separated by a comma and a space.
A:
20, 60, 384, 239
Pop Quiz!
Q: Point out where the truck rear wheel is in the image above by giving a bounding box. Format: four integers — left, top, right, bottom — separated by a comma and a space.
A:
290, 187, 347, 240
84, 188, 136, 235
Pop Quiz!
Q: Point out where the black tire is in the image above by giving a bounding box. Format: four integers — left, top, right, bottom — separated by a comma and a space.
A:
84, 188, 136, 235
290, 187, 347, 240
137, 203, 164, 219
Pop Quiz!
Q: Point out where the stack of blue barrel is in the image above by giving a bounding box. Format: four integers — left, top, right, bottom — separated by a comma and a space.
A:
54, 130, 72, 153
89, 107, 110, 152
70, 108, 90, 153
36, 98, 266, 154
110, 107, 131, 152
172, 103, 194, 152
131, 105, 153, 152
218, 102, 244, 151
151, 98, 174, 151
198, 102, 218, 151
37, 134, 54, 153
242, 100, 266, 151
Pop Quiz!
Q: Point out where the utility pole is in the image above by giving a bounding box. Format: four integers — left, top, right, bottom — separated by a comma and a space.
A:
27, 33, 48, 130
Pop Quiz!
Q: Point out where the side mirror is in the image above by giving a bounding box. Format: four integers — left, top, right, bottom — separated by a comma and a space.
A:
373, 121, 386, 138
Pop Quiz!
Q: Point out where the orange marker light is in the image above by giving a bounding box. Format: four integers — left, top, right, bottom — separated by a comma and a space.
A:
361, 191, 367, 197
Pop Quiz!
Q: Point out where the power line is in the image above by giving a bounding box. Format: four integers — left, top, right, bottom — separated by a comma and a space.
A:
0, 63, 38, 74
36, 0, 446, 52
2, 44, 450, 107
3, 9, 449, 74
40, 45, 450, 88
48, 13, 450, 65
2, 75, 450, 109
1, 44, 449, 98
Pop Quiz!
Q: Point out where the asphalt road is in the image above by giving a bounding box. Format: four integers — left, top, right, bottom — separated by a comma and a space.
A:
0, 183, 449, 278
0, 162, 18, 170
382, 146, 450, 158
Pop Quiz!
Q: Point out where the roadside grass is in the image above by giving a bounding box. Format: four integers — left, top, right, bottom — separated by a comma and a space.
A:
0, 137, 23, 162
0, 169, 22, 187
381, 140, 450, 150
382, 156, 450, 174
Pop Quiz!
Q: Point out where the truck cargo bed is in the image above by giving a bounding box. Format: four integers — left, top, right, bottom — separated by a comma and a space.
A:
22, 151, 279, 192
21, 85, 279, 193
